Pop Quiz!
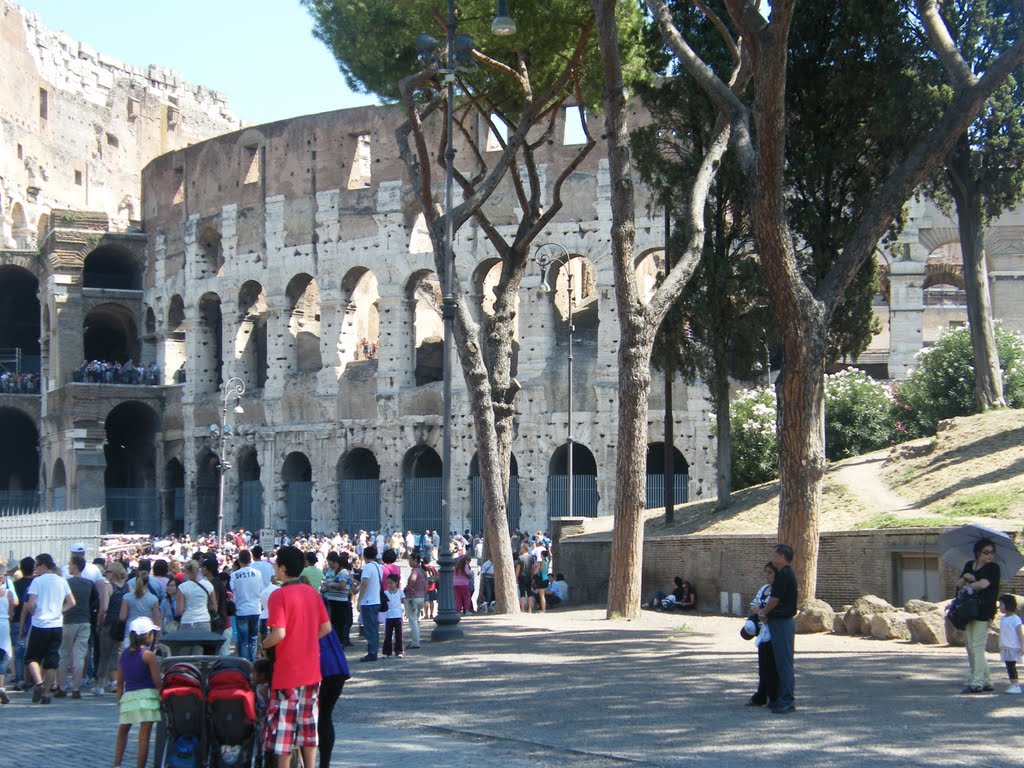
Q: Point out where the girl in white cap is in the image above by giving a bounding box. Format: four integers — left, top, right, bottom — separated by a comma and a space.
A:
113, 617, 162, 768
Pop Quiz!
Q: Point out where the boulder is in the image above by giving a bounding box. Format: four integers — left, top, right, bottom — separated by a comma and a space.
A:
904, 599, 943, 615
845, 595, 896, 636
869, 611, 914, 641
987, 623, 1002, 654
944, 618, 965, 647
906, 612, 946, 644
832, 613, 847, 635
796, 599, 835, 634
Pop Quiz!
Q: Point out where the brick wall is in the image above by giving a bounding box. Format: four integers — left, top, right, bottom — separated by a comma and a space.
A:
557, 527, 1024, 612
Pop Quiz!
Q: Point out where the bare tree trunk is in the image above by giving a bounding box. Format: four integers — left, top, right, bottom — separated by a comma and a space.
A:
947, 141, 1006, 412
713, 362, 732, 511
663, 370, 675, 525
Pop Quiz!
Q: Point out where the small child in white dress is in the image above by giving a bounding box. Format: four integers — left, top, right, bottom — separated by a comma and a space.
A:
998, 594, 1023, 694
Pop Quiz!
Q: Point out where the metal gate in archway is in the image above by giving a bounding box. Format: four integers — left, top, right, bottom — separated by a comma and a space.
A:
469, 476, 521, 535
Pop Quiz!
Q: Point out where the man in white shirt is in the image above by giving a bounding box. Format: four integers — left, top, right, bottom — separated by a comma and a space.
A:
230, 549, 264, 661
62, 543, 103, 583
24, 553, 74, 704
250, 545, 275, 589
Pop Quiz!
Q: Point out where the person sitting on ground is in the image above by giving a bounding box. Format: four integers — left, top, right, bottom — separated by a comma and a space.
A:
643, 576, 686, 610
547, 573, 568, 607
676, 580, 697, 610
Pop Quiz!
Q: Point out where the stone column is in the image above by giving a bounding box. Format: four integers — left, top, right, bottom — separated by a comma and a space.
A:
888, 257, 927, 379
262, 298, 288, 398
317, 295, 344, 394
375, 292, 416, 395
515, 283, 555, 381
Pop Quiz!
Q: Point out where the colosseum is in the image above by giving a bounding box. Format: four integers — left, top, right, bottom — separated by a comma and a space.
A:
2, 2, 1023, 542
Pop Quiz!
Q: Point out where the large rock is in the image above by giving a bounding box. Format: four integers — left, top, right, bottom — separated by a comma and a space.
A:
944, 618, 965, 646
833, 613, 847, 635
906, 612, 946, 644
844, 595, 896, 636
870, 611, 914, 641
904, 599, 943, 615
987, 623, 1002, 654
796, 599, 835, 634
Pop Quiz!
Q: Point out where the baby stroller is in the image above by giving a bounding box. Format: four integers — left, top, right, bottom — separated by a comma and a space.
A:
160, 662, 205, 768
206, 658, 258, 768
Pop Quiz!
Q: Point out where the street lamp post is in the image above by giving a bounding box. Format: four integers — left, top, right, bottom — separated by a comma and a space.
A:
418, 0, 515, 643
533, 243, 575, 519
211, 376, 245, 546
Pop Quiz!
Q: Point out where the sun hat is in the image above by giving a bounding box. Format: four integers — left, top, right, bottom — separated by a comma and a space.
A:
129, 616, 160, 636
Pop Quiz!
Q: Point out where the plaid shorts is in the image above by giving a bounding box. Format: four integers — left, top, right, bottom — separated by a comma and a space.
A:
263, 684, 320, 756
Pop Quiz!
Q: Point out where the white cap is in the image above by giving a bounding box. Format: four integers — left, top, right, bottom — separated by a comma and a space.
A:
129, 616, 160, 636
70, 543, 86, 554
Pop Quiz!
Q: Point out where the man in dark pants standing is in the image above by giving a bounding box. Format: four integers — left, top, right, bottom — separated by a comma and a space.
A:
758, 544, 797, 714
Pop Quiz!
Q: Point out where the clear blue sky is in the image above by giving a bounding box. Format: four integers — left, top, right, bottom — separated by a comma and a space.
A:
17, 0, 377, 125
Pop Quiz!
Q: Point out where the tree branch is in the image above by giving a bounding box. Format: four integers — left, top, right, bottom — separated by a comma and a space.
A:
918, 0, 977, 88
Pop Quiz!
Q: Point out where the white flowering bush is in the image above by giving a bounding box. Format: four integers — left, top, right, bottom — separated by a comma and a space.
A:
824, 368, 894, 460
892, 324, 1024, 438
729, 387, 778, 489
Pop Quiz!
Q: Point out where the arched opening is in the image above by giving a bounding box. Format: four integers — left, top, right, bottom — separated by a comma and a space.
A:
37, 213, 50, 245
11, 202, 31, 249
469, 452, 520, 535
83, 303, 140, 368
285, 274, 322, 374
337, 448, 380, 534
408, 212, 433, 253
407, 270, 443, 386
197, 225, 224, 278
0, 408, 40, 511
236, 281, 268, 390
924, 243, 966, 306
473, 259, 520, 376
197, 292, 223, 393
104, 401, 159, 532
337, 267, 380, 375
282, 452, 313, 534
165, 458, 185, 534
0, 265, 41, 375
195, 448, 220, 535
634, 249, 665, 305
402, 445, 442, 533
51, 458, 67, 511
238, 448, 263, 533
83, 245, 141, 290
645, 443, 689, 509
167, 295, 186, 383
547, 442, 599, 521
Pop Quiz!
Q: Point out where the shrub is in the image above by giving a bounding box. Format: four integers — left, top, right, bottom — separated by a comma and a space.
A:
892, 324, 1024, 438
729, 387, 778, 489
824, 368, 894, 460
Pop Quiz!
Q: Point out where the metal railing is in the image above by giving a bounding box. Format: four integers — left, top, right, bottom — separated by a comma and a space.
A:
547, 474, 599, 521
0, 491, 41, 514
240, 481, 264, 533
339, 478, 380, 535
285, 481, 312, 534
105, 489, 160, 534
403, 476, 442, 534
469, 475, 521, 535
1, 506, 102, 563
645, 473, 690, 509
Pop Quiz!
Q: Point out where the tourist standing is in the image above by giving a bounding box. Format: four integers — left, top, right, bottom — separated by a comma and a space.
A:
322, 552, 353, 647
745, 562, 778, 708
24, 553, 74, 704
56, 556, 94, 698
259, 545, 331, 768
758, 544, 797, 714
357, 545, 383, 662
957, 538, 1000, 694
230, 550, 263, 661
404, 552, 427, 649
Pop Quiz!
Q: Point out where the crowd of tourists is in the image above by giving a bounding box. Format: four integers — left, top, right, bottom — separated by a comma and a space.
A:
73, 359, 160, 385
0, 525, 564, 766
0, 371, 40, 393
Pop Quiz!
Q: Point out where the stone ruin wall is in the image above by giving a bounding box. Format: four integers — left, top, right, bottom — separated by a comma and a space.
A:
134, 102, 717, 534
0, 0, 241, 249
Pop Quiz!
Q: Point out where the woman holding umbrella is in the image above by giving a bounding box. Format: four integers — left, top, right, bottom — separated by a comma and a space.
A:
956, 538, 1000, 694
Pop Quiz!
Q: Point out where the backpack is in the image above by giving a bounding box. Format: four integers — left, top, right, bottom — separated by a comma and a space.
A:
107, 583, 129, 641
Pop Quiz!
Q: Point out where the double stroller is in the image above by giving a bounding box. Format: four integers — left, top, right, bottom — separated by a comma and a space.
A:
159, 657, 259, 768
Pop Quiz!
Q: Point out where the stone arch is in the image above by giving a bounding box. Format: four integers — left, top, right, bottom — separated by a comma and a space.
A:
337, 447, 380, 534
285, 273, 322, 374
408, 212, 433, 254
197, 224, 224, 277
634, 248, 665, 305
282, 451, 313, 534
472, 259, 521, 375
51, 457, 67, 511
164, 457, 185, 533
195, 447, 220, 535
406, 269, 443, 386
104, 401, 159, 532
83, 244, 142, 290
11, 202, 31, 249
36, 212, 50, 246
547, 442, 599, 520
644, 442, 689, 509
84, 303, 139, 364
402, 445, 442, 534
0, 265, 41, 374
924, 243, 966, 305
337, 267, 380, 374
540, 253, 599, 334
0, 407, 40, 510
196, 292, 223, 393
167, 295, 186, 382
237, 447, 263, 533
469, 451, 520, 535
236, 281, 268, 390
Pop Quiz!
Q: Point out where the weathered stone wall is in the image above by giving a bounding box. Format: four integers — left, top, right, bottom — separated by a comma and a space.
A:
0, 0, 240, 249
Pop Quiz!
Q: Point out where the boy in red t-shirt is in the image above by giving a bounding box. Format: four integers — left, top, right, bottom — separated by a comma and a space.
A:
260, 546, 331, 768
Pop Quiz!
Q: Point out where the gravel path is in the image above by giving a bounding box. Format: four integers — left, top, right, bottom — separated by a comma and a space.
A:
832, 452, 918, 516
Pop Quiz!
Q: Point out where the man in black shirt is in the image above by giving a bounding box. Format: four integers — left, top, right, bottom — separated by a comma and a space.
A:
758, 544, 797, 714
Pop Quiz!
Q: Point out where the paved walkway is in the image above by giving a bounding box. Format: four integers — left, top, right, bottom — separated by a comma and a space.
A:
3, 608, 1022, 766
